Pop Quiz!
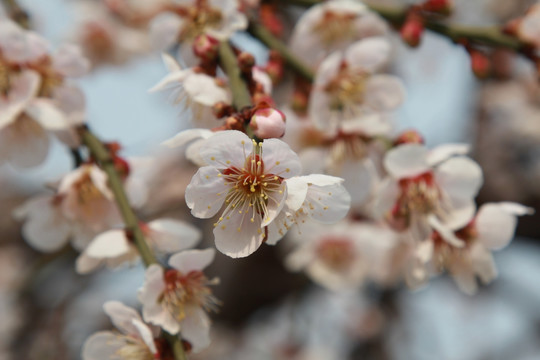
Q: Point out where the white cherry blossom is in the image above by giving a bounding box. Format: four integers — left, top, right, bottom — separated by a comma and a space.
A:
15, 164, 122, 251
149, 0, 247, 61
285, 221, 398, 291
185, 130, 302, 257
138, 249, 219, 352
375, 143, 483, 245
150, 53, 230, 128
408, 202, 533, 294
518, 4, 540, 48
0, 70, 68, 168
289, 0, 388, 67
76, 218, 202, 274
82, 301, 160, 360
309, 37, 405, 134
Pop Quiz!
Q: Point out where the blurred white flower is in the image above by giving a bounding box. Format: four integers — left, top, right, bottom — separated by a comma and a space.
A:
185, 130, 301, 257
82, 301, 160, 360
285, 221, 398, 291
289, 0, 388, 67
15, 164, 122, 251
76, 218, 202, 274
150, 53, 230, 128
138, 249, 219, 352
375, 143, 483, 245
518, 4, 540, 48
409, 202, 534, 294
149, 0, 247, 58
0, 70, 68, 168
309, 37, 405, 134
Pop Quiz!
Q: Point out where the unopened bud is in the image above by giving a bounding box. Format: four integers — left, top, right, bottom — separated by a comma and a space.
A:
470, 51, 491, 79
238, 52, 255, 74
249, 107, 286, 139
422, 0, 453, 15
401, 15, 424, 47
193, 34, 219, 61
394, 130, 424, 146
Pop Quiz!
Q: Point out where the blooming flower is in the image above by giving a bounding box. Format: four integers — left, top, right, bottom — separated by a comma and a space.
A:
408, 202, 534, 294
185, 130, 302, 257
149, 0, 247, 62
76, 218, 202, 274
517, 4, 540, 48
309, 37, 405, 134
289, 0, 388, 67
150, 53, 230, 128
0, 70, 68, 167
375, 143, 483, 244
266, 174, 351, 244
138, 248, 219, 352
15, 164, 122, 251
82, 301, 160, 360
285, 221, 398, 291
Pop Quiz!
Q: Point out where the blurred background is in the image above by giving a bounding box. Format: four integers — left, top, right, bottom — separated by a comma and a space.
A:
1, 0, 540, 359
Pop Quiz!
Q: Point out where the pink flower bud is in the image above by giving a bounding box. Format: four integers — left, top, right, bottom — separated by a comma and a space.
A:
193, 34, 219, 62
249, 107, 286, 139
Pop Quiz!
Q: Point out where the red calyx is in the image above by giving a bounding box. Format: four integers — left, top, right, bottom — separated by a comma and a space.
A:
401, 12, 425, 48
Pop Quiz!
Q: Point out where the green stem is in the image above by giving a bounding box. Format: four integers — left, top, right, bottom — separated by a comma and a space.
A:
80, 128, 188, 360
248, 22, 315, 82
218, 41, 252, 110
80, 128, 157, 267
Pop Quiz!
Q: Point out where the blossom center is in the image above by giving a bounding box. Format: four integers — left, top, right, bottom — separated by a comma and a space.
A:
395, 172, 440, 219
326, 69, 369, 112
316, 237, 355, 271
178, 2, 223, 42
160, 269, 219, 322
215, 140, 284, 231
74, 172, 106, 205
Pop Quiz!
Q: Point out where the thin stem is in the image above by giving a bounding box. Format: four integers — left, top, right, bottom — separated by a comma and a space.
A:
218, 41, 252, 110
1, 0, 30, 29
248, 22, 315, 82
80, 127, 188, 360
80, 128, 157, 266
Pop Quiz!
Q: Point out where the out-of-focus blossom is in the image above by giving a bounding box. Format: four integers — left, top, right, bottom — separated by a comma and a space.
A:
76, 218, 201, 274
375, 143, 483, 244
408, 202, 534, 294
15, 164, 122, 251
149, 0, 247, 60
72, 1, 150, 66
82, 301, 160, 360
185, 130, 302, 258
0, 19, 48, 64
0, 70, 68, 168
285, 221, 398, 291
309, 37, 405, 135
267, 174, 351, 244
139, 249, 219, 352
150, 54, 230, 128
290, 0, 388, 67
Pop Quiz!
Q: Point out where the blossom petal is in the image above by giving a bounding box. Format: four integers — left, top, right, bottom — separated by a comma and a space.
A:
261, 138, 302, 178
284, 177, 309, 212
147, 218, 201, 253
169, 248, 215, 273
435, 156, 483, 203
383, 144, 430, 179
86, 230, 131, 258
149, 12, 184, 51
149, 71, 190, 93
132, 318, 158, 354
82, 331, 125, 360
0, 117, 49, 168
427, 214, 465, 248
26, 99, 68, 130
52, 44, 90, 77
103, 301, 142, 336
185, 166, 228, 218
213, 211, 265, 258
161, 128, 213, 149
181, 307, 211, 353
199, 130, 251, 169
427, 143, 470, 166
345, 37, 390, 72
476, 203, 519, 250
